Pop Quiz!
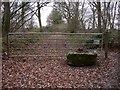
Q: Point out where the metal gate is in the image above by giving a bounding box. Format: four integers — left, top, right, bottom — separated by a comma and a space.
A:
9, 32, 103, 59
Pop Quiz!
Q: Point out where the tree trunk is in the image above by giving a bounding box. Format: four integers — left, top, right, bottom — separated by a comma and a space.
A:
97, 1, 102, 33
37, 2, 42, 32
118, 2, 120, 30
21, 2, 25, 30
107, 2, 111, 29
93, 10, 96, 29
89, 3, 96, 29
110, 2, 117, 29
2, 2, 10, 59
103, 2, 107, 30
74, 2, 79, 31
0, 2, 2, 36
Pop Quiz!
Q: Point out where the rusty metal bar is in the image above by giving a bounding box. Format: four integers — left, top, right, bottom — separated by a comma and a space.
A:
9, 32, 103, 35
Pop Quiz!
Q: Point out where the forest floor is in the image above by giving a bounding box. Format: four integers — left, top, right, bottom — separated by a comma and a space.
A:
2, 35, 119, 89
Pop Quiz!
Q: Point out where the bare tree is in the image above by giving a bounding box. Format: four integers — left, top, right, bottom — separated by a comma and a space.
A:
10, 2, 32, 32
97, 0, 102, 32
100, 1, 118, 30
79, 2, 88, 31
118, 2, 120, 30
90, 1, 102, 32
88, 0, 117, 31
37, 2, 42, 32
0, 2, 2, 36
101, 2, 111, 30
2, 2, 10, 58
21, 2, 26, 29
109, 2, 117, 29
54, 1, 80, 33
89, 2, 97, 29
37, 2, 50, 32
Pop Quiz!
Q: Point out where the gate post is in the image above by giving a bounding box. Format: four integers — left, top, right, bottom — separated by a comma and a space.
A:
7, 33, 9, 58
104, 30, 108, 59
2, 34, 9, 60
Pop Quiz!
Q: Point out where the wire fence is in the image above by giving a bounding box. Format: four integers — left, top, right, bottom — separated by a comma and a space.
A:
9, 32, 103, 59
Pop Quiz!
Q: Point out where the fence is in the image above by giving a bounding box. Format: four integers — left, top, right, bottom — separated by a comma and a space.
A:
9, 32, 104, 59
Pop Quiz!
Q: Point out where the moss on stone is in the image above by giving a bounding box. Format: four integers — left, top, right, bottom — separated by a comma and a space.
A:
67, 52, 97, 66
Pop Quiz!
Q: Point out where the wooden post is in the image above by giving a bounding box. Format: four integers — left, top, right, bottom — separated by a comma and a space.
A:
2, 2, 10, 59
104, 30, 108, 59
7, 34, 9, 58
